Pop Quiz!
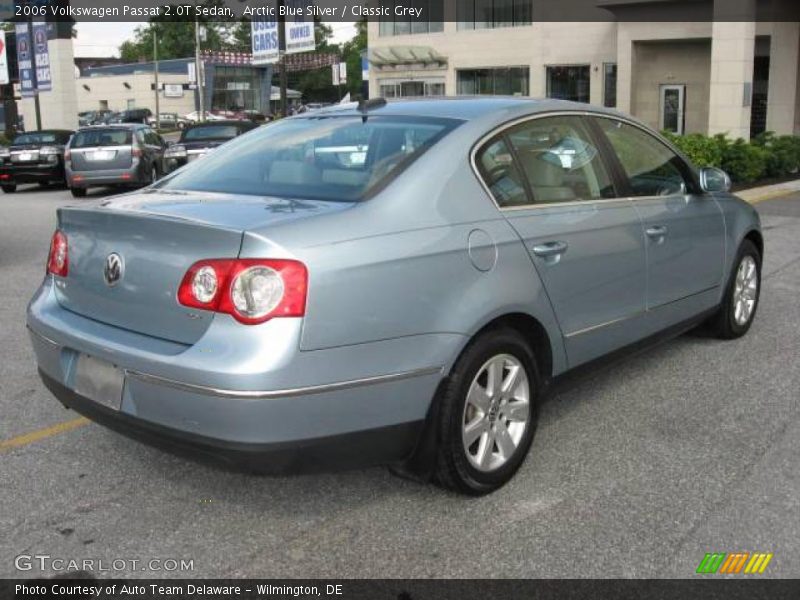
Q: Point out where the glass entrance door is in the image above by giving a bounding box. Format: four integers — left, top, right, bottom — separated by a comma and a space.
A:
660, 85, 686, 134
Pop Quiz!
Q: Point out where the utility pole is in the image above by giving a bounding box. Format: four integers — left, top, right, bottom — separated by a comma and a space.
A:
277, 0, 287, 117
153, 31, 160, 130
24, 15, 41, 130
194, 21, 205, 122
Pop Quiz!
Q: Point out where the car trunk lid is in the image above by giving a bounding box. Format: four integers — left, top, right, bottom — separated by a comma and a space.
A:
54, 191, 353, 344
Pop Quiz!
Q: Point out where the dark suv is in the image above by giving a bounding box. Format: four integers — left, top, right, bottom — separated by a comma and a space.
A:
0, 130, 74, 192
65, 124, 166, 197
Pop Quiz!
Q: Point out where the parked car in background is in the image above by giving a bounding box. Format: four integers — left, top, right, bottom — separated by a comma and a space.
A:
28, 98, 762, 494
183, 111, 226, 123
109, 108, 153, 124
78, 111, 94, 127
79, 110, 115, 126
241, 110, 272, 123
65, 124, 166, 197
0, 129, 74, 192
146, 112, 191, 130
164, 120, 258, 173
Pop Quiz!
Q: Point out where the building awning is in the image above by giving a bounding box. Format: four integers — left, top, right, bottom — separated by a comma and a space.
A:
369, 46, 448, 68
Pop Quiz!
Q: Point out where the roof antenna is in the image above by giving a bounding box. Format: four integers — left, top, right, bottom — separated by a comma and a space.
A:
356, 96, 387, 123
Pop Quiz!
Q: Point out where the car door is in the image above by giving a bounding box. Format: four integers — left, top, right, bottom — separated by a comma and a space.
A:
593, 117, 725, 318
142, 128, 164, 175
475, 114, 648, 368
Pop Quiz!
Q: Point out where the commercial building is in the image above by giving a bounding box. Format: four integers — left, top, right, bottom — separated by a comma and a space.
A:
368, 0, 800, 139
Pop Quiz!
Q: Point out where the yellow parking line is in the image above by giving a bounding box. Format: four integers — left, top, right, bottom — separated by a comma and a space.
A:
0, 417, 89, 452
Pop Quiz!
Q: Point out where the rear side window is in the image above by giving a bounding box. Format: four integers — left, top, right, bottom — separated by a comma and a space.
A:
475, 137, 529, 207
159, 116, 459, 201
506, 115, 616, 203
182, 125, 241, 141
71, 129, 132, 148
596, 118, 690, 197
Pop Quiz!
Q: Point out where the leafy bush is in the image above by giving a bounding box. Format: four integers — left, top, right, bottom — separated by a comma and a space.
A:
0, 133, 10, 147
720, 138, 768, 183
752, 132, 800, 178
663, 129, 800, 184
663, 131, 726, 169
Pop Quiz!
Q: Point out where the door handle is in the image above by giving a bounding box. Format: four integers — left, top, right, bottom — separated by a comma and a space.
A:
532, 241, 568, 258
645, 225, 668, 238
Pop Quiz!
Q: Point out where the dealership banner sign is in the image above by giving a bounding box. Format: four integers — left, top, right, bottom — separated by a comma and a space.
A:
0, 30, 9, 85
251, 14, 279, 65
284, 0, 315, 54
14, 23, 35, 97
31, 21, 51, 92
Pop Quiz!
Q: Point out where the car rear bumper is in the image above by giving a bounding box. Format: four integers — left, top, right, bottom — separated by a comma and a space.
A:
27, 278, 456, 472
38, 368, 423, 474
0, 163, 64, 183
67, 166, 144, 188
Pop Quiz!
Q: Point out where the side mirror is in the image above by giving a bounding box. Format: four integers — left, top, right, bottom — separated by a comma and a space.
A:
699, 167, 731, 193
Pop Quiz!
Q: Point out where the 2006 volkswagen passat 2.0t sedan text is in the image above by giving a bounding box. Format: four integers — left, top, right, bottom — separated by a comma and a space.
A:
28, 98, 763, 494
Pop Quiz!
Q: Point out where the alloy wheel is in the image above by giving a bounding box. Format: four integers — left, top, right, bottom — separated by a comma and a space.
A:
461, 353, 530, 472
733, 255, 758, 326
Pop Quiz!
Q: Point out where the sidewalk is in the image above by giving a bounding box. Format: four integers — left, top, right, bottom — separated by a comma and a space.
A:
736, 178, 800, 204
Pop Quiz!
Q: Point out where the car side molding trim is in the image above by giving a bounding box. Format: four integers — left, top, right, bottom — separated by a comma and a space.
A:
125, 366, 446, 400
28, 324, 445, 399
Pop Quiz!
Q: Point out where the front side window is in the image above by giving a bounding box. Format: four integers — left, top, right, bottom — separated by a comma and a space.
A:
506, 116, 616, 204
546, 65, 591, 103
158, 116, 460, 201
475, 137, 529, 207
596, 118, 690, 197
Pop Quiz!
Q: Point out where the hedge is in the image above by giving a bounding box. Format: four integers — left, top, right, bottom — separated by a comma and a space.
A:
662, 130, 800, 184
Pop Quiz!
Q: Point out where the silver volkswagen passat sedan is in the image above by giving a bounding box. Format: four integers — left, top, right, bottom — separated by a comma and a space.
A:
28, 98, 762, 495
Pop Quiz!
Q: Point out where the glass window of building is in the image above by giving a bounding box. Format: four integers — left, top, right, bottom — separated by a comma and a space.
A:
546, 65, 591, 103
212, 66, 263, 112
457, 67, 529, 96
379, 0, 444, 36
457, 0, 532, 30
603, 63, 617, 108
378, 79, 446, 98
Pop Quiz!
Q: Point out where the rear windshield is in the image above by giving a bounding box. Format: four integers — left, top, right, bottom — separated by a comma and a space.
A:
13, 132, 61, 145
182, 125, 240, 142
71, 129, 133, 148
158, 116, 459, 201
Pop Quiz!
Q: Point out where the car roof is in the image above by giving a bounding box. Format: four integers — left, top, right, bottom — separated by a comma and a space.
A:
186, 120, 250, 128
16, 129, 74, 135
302, 97, 624, 122
77, 123, 142, 131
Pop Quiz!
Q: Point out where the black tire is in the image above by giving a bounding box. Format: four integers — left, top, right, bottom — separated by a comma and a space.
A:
433, 327, 540, 495
70, 187, 87, 198
1, 184, 16, 193
709, 239, 761, 339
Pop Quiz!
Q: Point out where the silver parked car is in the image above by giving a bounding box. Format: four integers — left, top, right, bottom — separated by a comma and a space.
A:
66, 124, 167, 197
28, 98, 762, 494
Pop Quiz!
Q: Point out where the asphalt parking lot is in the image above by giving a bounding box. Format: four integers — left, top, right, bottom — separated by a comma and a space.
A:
1, 184, 799, 579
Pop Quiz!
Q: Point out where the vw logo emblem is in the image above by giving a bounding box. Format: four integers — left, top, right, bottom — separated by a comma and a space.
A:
103, 253, 124, 287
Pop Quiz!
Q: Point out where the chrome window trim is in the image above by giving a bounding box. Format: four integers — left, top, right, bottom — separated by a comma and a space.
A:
469, 110, 694, 212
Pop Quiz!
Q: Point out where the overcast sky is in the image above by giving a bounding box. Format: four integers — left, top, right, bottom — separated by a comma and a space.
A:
73, 22, 357, 58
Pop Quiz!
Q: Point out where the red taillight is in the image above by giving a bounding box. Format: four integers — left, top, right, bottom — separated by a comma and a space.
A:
177, 259, 307, 325
64, 149, 71, 161
132, 145, 142, 158
47, 230, 69, 277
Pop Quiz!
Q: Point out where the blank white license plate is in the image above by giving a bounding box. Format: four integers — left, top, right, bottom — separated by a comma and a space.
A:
18, 152, 33, 161
74, 354, 124, 411
89, 150, 115, 161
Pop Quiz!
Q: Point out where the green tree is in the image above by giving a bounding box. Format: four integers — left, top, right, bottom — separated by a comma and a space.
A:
341, 19, 367, 96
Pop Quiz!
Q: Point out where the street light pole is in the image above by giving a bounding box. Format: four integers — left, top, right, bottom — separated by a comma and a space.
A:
153, 31, 160, 130
277, 0, 287, 117
195, 20, 205, 122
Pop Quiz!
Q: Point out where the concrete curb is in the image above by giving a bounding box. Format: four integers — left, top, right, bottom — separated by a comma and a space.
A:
736, 179, 800, 204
